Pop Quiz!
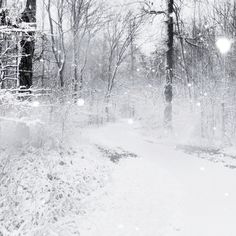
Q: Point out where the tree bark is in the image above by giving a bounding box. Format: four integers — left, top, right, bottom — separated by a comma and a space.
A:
164, 0, 174, 130
19, 0, 36, 89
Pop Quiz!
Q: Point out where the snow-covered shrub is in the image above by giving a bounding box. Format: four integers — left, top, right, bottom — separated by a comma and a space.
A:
0, 90, 86, 150
0, 142, 111, 235
0, 89, 115, 235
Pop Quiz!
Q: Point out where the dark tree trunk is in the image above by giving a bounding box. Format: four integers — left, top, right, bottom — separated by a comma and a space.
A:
0, 2, 7, 25
164, 0, 174, 130
19, 0, 36, 89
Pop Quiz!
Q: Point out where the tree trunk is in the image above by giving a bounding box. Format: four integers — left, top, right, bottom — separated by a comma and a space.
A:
41, 0, 45, 87
71, 0, 79, 101
19, 0, 36, 89
164, 0, 174, 130
59, 66, 65, 88
130, 20, 135, 117
72, 31, 79, 100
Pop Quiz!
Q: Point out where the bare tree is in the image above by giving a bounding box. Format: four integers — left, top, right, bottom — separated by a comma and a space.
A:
164, 0, 174, 130
67, 0, 103, 100
142, 0, 174, 130
19, 0, 37, 89
46, 0, 67, 88
174, 2, 192, 99
105, 12, 143, 101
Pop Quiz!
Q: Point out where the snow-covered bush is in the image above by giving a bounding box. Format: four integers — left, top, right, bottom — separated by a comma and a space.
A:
0, 90, 88, 150
0, 142, 111, 235
0, 90, 113, 235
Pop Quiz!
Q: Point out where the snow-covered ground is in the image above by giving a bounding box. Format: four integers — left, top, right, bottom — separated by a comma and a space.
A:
78, 121, 236, 236
1, 120, 236, 236
0, 131, 113, 235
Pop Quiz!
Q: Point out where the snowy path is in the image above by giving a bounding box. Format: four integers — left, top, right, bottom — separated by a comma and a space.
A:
79, 122, 236, 236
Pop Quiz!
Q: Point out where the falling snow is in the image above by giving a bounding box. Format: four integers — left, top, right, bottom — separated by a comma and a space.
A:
0, 0, 236, 235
